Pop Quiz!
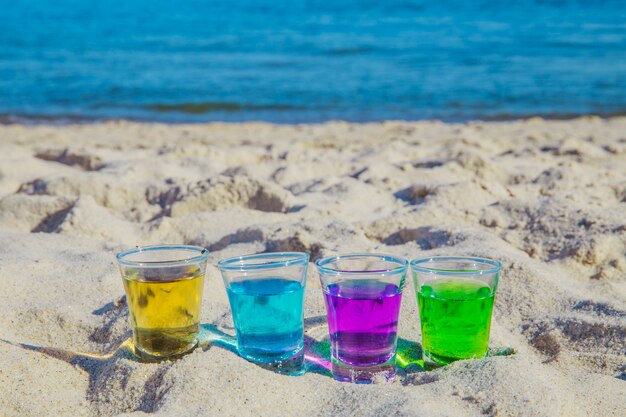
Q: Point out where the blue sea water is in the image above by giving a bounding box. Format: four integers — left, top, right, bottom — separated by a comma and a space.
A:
0, 0, 625, 123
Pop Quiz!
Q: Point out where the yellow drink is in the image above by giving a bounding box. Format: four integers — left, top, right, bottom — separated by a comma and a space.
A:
123, 270, 204, 358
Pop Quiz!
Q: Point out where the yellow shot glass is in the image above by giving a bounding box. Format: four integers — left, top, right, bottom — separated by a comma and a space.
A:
116, 245, 208, 360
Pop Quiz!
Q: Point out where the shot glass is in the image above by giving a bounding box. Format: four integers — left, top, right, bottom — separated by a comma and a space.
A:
218, 252, 308, 375
316, 253, 408, 383
411, 256, 502, 366
116, 245, 208, 361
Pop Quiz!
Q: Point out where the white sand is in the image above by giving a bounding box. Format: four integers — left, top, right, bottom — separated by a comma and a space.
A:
0, 118, 624, 416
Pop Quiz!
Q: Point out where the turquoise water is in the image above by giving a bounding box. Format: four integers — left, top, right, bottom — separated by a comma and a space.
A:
227, 278, 304, 363
1, 0, 625, 122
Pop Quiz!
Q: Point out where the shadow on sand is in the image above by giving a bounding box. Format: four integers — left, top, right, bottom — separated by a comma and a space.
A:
0, 316, 515, 383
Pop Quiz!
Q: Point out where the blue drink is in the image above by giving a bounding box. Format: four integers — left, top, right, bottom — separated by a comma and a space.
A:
227, 278, 304, 363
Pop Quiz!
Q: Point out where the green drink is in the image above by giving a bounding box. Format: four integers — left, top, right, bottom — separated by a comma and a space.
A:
411, 256, 501, 367
418, 278, 494, 364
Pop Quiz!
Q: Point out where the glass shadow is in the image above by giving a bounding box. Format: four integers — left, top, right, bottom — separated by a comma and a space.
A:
0, 318, 515, 381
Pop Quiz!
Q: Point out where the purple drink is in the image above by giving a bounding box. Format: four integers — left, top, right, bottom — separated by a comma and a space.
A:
317, 253, 408, 383
324, 280, 402, 369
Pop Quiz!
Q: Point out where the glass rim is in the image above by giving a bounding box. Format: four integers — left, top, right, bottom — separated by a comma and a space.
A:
410, 256, 502, 276
116, 244, 209, 267
217, 252, 309, 271
315, 253, 408, 275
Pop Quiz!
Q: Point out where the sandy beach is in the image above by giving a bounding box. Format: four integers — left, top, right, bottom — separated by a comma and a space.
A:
0, 117, 624, 416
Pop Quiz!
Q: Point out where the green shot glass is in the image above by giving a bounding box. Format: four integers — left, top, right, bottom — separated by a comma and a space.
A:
411, 257, 501, 366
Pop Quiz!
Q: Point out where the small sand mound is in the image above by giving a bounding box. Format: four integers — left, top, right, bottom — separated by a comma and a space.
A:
35, 147, 105, 171
264, 231, 325, 261
484, 199, 626, 277
382, 226, 451, 248
422, 180, 510, 211
539, 137, 608, 159
202, 227, 265, 252
170, 175, 293, 216
53, 196, 143, 242
454, 151, 509, 182
0, 193, 74, 232
18, 174, 157, 222
394, 184, 438, 205
522, 314, 626, 374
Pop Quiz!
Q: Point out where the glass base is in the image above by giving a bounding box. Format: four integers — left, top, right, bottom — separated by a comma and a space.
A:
238, 343, 303, 363
134, 339, 198, 362
423, 349, 487, 368
331, 355, 396, 383
242, 347, 305, 376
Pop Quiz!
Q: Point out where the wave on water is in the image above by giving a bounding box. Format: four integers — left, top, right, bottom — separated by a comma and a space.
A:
0, 113, 102, 125
323, 46, 378, 56
144, 102, 298, 114
3, 109, 626, 126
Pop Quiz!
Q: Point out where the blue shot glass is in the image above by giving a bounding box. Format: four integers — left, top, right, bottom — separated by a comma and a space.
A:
218, 252, 309, 375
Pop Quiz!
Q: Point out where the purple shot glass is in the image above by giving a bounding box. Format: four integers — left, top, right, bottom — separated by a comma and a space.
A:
316, 253, 408, 383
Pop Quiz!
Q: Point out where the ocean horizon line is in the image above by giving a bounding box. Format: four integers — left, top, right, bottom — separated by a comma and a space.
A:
2, 109, 626, 126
